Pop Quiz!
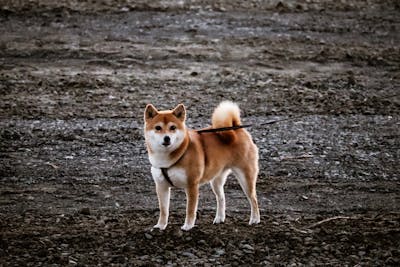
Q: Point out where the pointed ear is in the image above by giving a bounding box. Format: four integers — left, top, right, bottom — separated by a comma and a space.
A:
144, 104, 158, 121
172, 104, 186, 121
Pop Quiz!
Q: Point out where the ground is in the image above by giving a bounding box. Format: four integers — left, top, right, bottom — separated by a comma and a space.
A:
0, 0, 399, 266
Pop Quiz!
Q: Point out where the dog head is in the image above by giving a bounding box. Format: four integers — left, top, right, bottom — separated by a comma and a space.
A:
144, 104, 187, 154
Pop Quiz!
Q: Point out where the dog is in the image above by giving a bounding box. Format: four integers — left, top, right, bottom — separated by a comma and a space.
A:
144, 101, 260, 231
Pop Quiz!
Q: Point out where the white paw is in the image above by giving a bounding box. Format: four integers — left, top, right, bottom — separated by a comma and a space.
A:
249, 217, 260, 225
181, 223, 195, 231
213, 216, 225, 224
153, 223, 167, 230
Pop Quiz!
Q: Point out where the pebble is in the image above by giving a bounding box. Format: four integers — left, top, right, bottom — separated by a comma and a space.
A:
181, 252, 197, 258
304, 237, 313, 244
213, 248, 225, 257
144, 233, 153, 240
139, 255, 150, 261
198, 239, 207, 245
173, 228, 183, 238
349, 255, 359, 261
241, 244, 254, 251
79, 207, 90, 215
240, 243, 255, 254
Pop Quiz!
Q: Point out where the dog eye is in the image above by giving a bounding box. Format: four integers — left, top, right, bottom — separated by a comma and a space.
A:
170, 125, 176, 131
155, 126, 162, 131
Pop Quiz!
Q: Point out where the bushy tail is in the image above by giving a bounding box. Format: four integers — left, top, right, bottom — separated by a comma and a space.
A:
211, 101, 241, 143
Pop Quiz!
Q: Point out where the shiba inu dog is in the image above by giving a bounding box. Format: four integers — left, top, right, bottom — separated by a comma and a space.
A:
144, 101, 260, 231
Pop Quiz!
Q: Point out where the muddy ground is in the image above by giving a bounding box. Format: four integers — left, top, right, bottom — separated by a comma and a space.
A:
0, 0, 399, 266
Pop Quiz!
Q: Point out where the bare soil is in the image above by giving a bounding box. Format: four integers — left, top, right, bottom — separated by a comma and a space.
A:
0, 0, 399, 266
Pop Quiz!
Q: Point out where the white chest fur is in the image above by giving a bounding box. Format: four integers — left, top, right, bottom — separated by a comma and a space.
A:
149, 153, 175, 168
151, 166, 188, 188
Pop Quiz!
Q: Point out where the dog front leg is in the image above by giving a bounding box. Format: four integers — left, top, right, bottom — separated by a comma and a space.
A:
154, 182, 170, 230
181, 185, 199, 231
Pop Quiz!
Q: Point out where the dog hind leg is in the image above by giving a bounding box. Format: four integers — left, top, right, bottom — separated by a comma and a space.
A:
232, 167, 260, 225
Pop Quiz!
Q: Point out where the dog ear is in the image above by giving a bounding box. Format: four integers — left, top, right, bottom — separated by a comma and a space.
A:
172, 104, 186, 121
144, 104, 158, 120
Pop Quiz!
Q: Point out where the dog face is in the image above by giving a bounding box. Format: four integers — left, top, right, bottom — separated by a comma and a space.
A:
144, 104, 186, 153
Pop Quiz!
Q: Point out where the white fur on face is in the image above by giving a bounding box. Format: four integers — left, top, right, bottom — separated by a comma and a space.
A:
146, 123, 186, 167
146, 126, 185, 153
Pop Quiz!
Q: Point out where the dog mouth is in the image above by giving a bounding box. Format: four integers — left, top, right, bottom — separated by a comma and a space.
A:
162, 141, 171, 147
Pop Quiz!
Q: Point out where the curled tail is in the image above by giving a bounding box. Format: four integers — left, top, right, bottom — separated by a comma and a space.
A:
211, 101, 241, 143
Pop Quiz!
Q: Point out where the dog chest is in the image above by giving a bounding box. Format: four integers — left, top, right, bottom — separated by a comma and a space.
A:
151, 167, 188, 188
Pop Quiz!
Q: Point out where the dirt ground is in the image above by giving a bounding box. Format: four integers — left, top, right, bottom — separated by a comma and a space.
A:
0, 0, 399, 266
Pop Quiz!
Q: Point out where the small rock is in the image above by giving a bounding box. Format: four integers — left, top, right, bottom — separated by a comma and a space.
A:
144, 233, 153, 240
240, 243, 255, 254
233, 250, 244, 257
211, 237, 225, 247
244, 249, 254, 254
349, 255, 359, 261
172, 228, 183, 238
198, 239, 207, 245
79, 207, 90, 215
139, 255, 150, 260
68, 259, 77, 265
304, 237, 313, 244
181, 251, 197, 258
241, 244, 254, 251
213, 248, 225, 257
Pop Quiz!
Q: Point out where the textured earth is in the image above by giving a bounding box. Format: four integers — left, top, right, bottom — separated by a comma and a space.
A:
0, 0, 399, 266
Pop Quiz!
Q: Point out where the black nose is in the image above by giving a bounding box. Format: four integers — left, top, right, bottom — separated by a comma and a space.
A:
163, 136, 171, 146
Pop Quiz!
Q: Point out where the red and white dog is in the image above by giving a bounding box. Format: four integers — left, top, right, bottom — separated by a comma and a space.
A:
144, 101, 260, 231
